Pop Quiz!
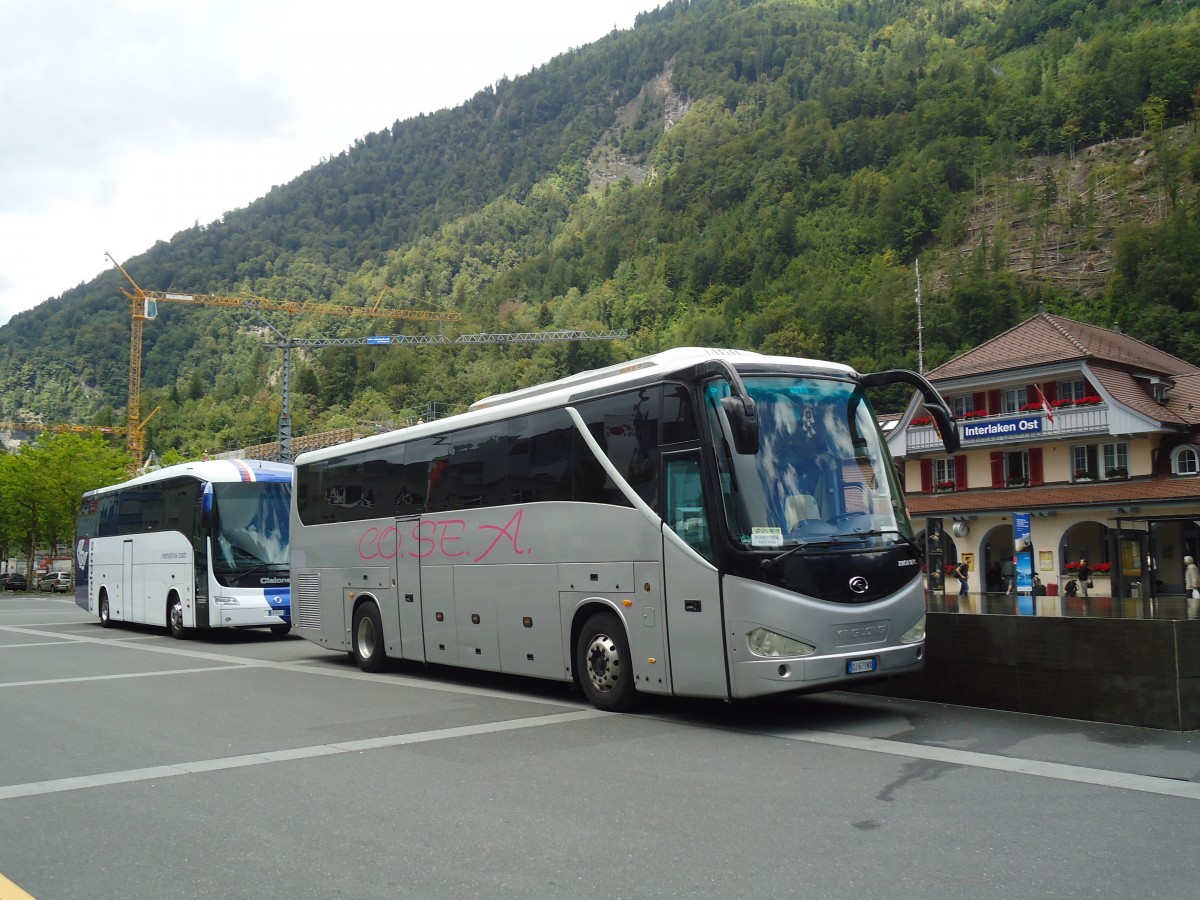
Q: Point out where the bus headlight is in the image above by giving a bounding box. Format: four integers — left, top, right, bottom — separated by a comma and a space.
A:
747, 628, 816, 658
213, 596, 239, 606
900, 614, 926, 643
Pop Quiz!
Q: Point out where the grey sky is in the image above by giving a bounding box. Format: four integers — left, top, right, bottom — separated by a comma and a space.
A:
0, 0, 653, 324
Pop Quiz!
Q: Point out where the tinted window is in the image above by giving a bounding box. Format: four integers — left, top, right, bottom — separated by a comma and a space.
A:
446, 422, 510, 509
662, 383, 699, 445
509, 409, 573, 504
361, 443, 406, 518
404, 436, 451, 513
296, 452, 371, 524
574, 386, 661, 509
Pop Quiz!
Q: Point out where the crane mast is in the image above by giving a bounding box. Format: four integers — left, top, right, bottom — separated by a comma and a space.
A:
106, 255, 461, 467
106, 256, 626, 465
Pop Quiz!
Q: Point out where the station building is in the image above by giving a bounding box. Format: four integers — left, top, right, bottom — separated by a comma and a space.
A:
887, 311, 1200, 607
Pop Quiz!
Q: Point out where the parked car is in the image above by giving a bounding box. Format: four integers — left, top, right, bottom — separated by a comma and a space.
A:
40, 572, 71, 592
3, 573, 28, 591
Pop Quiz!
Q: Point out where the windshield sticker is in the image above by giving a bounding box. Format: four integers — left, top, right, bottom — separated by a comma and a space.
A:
751, 527, 784, 548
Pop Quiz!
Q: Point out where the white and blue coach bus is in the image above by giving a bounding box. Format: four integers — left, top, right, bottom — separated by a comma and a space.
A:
289, 348, 958, 710
75, 459, 293, 638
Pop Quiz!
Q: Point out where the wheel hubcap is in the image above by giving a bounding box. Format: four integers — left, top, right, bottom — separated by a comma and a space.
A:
171, 601, 182, 632
585, 632, 620, 693
357, 617, 376, 660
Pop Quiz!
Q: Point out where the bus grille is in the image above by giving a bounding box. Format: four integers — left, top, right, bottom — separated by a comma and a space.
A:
296, 573, 321, 629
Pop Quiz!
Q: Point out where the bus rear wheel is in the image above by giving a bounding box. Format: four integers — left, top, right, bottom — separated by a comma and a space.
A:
352, 602, 387, 673
576, 611, 637, 712
167, 595, 187, 640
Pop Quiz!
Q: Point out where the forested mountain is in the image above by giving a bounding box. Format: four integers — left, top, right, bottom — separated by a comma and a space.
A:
2, 0, 1199, 459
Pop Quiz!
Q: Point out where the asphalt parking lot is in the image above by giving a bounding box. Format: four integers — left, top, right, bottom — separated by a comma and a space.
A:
2, 592, 1198, 899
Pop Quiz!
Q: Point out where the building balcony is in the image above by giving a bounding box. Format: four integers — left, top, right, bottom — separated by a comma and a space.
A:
906, 403, 1109, 453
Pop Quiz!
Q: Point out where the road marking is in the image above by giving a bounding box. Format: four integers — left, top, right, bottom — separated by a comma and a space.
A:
0, 710, 605, 802
3, 621, 1198, 803
763, 728, 1200, 801
0, 666, 250, 689
0, 871, 36, 899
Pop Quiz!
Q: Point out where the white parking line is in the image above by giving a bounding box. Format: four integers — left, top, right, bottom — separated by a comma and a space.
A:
4, 621, 1198, 804
0, 710, 606, 801
771, 728, 1200, 801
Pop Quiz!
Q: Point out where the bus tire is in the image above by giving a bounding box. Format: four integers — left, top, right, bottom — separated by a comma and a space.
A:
576, 610, 637, 712
167, 594, 187, 640
352, 602, 387, 673
99, 595, 112, 628
270, 623, 292, 636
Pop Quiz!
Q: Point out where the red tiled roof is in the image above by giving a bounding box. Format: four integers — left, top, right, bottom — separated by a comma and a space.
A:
927, 313, 1200, 382
907, 476, 1200, 516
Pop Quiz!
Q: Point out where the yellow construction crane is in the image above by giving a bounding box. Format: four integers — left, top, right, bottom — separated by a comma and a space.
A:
105, 254, 462, 468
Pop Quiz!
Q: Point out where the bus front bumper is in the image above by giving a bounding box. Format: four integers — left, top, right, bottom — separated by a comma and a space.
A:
728, 640, 924, 700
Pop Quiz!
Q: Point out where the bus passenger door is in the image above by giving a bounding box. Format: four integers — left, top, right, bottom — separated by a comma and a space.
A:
661, 453, 728, 699
394, 517, 425, 661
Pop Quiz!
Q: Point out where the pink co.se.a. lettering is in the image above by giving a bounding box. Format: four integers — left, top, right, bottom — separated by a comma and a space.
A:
357, 509, 530, 563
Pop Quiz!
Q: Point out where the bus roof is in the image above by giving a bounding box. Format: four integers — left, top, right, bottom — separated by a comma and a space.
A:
295, 347, 858, 468
84, 459, 293, 497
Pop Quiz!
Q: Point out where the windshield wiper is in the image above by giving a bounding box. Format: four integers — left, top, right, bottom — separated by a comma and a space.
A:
761, 537, 848, 570
828, 527, 919, 550
761, 528, 916, 571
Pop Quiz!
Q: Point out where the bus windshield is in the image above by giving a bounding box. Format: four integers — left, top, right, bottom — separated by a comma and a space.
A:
212, 482, 291, 580
704, 375, 912, 551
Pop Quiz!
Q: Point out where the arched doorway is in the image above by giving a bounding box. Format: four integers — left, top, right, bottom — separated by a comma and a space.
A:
982, 523, 1014, 593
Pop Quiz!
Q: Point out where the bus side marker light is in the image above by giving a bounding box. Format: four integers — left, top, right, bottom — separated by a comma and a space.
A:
471, 614, 481, 625
435, 611, 444, 622
622, 599, 633, 607
647, 658, 656, 664
522, 617, 533, 628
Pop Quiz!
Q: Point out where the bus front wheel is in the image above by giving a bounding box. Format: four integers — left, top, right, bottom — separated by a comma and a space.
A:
99, 596, 112, 628
352, 602, 387, 673
167, 595, 187, 640
576, 611, 637, 712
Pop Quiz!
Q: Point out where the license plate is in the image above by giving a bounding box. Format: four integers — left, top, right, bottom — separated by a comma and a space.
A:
846, 657, 878, 675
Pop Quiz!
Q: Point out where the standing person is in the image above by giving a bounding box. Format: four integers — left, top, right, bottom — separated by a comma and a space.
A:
954, 560, 969, 596
1185, 555, 1199, 619
1078, 558, 1092, 598
1001, 556, 1015, 595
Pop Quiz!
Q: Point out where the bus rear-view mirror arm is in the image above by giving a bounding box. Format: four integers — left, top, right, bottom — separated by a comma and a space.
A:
860, 369, 961, 453
700, 359, 759, 454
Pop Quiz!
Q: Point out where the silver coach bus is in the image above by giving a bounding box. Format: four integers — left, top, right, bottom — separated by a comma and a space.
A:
289, 347, 958, 711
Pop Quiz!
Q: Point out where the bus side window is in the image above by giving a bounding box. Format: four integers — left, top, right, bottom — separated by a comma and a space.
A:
574, 386, 661, 509
662, 383, 698, 445
665, 455, 712, 561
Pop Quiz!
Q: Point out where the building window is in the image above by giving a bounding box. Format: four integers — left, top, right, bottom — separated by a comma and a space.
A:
1073, 442, 1128, 481
1102, 442, 1128, 479
951, 396, 972, 419
1006, 450, 1030, 486
1058, 379, 1087, 402
1002, 387, 1027, 414
1173, 446, 1199, 476
934, 457, 956, 491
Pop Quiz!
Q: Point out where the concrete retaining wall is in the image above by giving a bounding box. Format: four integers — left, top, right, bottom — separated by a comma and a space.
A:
859, 614, 1200, 730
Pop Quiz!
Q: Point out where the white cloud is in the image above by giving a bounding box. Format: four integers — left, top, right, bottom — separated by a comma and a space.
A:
0, 0, 653, 324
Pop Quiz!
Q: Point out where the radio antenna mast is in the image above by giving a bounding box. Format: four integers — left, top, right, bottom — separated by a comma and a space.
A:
915, 259, 924, 375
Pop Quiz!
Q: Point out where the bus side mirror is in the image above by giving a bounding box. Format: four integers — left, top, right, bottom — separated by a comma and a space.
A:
702, 358, 759, 454
200, 482, 214, 528
720, 395, 759, 455
860, 369, 960, 454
